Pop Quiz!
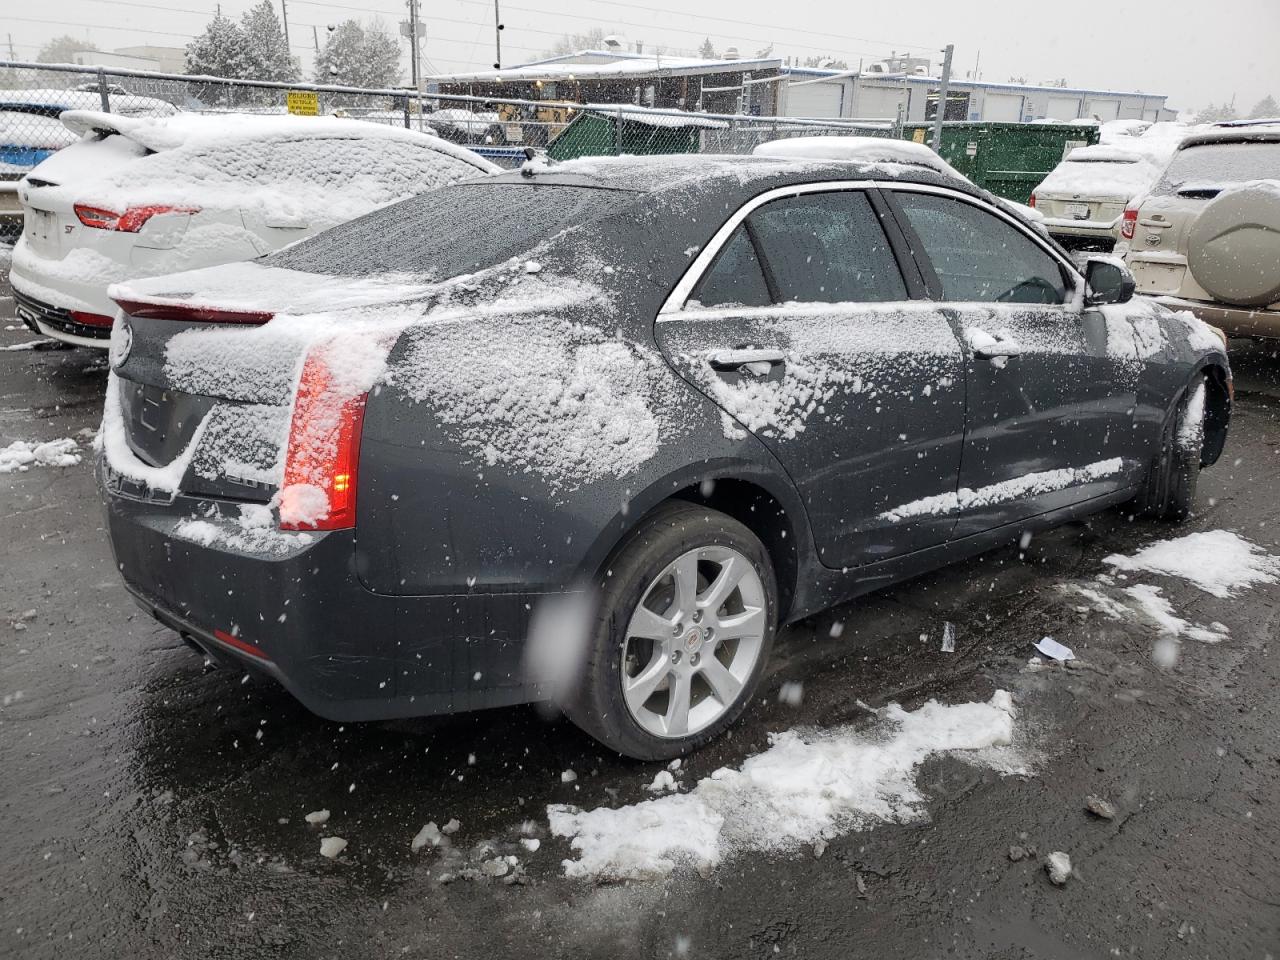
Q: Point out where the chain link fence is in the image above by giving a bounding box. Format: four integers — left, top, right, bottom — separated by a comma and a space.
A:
0, 59, 896, 236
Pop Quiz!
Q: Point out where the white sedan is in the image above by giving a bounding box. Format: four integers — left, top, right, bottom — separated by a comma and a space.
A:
1030, 145, 1165, 252
10, 110, 499, 347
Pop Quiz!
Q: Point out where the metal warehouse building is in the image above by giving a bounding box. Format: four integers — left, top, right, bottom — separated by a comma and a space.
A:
781, 68, 1175, 123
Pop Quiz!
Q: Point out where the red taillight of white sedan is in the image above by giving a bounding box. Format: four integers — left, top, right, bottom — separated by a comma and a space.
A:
74, 203, 199, 233
1120, 207, 1138, 240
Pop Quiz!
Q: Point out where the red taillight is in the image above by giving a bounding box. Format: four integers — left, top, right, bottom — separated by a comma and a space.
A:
74, 203, 198, 232
1028, 193, 1036, 208
68, 310, 114, 328
278, 347, 367, 531
111, 298, 273, 325
1120, 207, 1138, 240
213, 628, 270, 661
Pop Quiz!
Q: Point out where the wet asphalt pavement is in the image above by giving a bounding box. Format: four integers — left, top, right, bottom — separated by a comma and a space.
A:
1, 258, 1279, 959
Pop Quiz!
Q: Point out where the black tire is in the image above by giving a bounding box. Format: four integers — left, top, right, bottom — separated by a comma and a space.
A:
563, 502, 778, 761
1137, 376, 1205, 521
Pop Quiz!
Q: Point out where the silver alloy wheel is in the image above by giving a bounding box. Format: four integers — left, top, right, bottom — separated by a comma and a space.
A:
620, 545, 767, 739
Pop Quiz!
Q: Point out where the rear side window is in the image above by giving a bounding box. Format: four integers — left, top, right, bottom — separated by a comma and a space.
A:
893, 192, 1068, 305
691, 226, 771, 308
747, 191, 907, 303
267, 182, 638, 278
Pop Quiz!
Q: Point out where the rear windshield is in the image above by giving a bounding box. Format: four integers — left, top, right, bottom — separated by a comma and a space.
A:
266, 181, 639, 278
1152, 141, 1280, 195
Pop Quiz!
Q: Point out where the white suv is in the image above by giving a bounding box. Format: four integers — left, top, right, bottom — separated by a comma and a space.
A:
1120, 127, 1280, 339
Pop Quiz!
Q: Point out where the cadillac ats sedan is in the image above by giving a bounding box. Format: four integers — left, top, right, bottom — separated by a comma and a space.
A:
98, 152, 1231, 759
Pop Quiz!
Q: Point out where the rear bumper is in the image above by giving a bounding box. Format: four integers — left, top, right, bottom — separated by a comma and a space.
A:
1152, 296, 1280, 339
13, 288, 112, 346
100, 460, 556, 721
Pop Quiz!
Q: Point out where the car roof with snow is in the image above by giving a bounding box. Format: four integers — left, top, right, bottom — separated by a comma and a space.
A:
1178, 126, 1280, 149
492, 150, 978, 197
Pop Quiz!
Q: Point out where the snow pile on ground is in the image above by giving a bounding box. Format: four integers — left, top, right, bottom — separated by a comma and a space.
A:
1122, 583, 1230, 643
881, 458, 1125, 523
1104, 530, 1280, 598
548, 691, 1024, 881
0, 438, 82, 473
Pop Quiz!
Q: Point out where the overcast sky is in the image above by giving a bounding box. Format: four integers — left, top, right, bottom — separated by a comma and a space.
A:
8, 0, 1279, 112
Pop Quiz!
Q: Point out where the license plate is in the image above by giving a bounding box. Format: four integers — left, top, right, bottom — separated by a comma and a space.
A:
1134, 262, 1184, 294
1064, 202, 1091, 220
25, 209, 57, 250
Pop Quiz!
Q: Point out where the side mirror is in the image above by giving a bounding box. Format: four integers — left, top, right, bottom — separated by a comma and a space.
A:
1084, 257, 1136, 306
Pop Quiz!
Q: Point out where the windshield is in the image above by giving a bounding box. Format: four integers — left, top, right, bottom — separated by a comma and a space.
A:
1152, 140, 1280, 195
266, 181, 640, 279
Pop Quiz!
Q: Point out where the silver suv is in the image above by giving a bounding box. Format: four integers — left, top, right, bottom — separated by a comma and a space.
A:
1121, 127, 1280, 338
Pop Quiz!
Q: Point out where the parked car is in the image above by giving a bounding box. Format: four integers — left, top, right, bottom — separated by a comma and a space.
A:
10, 110, 499, 347
99, 153, 1231, 759
1030, 145, 1164, 251
1119, 127, 1280, 338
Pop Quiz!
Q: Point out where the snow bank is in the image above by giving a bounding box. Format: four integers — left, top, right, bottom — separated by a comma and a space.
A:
880, 458, 1125, 523
0, 438, 83, 473
549, 691, 1023, 880
1105, 530, 1280, 598
1122, 583, 1230, 643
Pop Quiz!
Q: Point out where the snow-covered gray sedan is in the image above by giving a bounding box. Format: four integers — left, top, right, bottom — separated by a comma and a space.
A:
97, 151, 1231, 759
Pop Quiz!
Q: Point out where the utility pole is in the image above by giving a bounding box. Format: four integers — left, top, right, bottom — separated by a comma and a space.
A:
407, 0, 421, 91
7, 34, 15, 60
493, 0, 504, 70
930, 43, 954, 153
280, 0, 291, 51
312, 25, 319, 54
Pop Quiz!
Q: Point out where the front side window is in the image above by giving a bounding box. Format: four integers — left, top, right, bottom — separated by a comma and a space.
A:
893, 192, 1068, 305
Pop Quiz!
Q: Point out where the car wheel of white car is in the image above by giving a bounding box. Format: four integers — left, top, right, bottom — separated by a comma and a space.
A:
1187, 185, 1280, 307
564, 502, 777, 761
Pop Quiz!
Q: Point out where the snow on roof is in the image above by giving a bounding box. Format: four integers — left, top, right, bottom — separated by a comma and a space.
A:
0, 87, 177, 117
58, 109, 499, 171
428, 50, 781, 84
752, 136, 963, 179
583, 104, 729, 129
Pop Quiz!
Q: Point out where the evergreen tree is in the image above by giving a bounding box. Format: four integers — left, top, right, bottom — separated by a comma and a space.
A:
314, 19, 401, 89
239, 0, 298, 83
1195, 102, 1239, 123
1249, 95, 1278, 119
185, 11, 245, 79
697, 37, 717, 59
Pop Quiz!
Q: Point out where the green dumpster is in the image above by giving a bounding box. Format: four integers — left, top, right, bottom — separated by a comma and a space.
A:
546, 107, 727, 161
900, 122, 1100, 203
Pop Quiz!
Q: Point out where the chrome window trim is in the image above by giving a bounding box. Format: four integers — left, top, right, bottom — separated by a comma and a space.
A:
657, 179, 879, 317
656, 178, 1084, 318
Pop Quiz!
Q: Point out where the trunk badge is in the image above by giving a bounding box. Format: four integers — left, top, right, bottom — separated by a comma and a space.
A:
110, 319, 133, 370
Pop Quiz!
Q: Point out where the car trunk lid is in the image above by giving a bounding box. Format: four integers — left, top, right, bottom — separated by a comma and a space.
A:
103, 262, 429, 506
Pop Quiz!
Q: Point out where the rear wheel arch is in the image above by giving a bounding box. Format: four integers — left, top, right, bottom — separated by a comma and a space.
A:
1198, 362, 1231, 467
582, 467, 807, 623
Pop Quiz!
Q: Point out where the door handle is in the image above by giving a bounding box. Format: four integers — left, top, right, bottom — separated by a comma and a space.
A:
964, 328, 1022, 365
706, 348, 786, 371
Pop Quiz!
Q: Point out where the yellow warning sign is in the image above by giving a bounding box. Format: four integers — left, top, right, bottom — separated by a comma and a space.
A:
286, 90, 319, 116
912, 128, 926, 144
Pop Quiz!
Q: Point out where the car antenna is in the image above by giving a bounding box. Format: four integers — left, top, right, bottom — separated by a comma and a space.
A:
521, 146, 554, 177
